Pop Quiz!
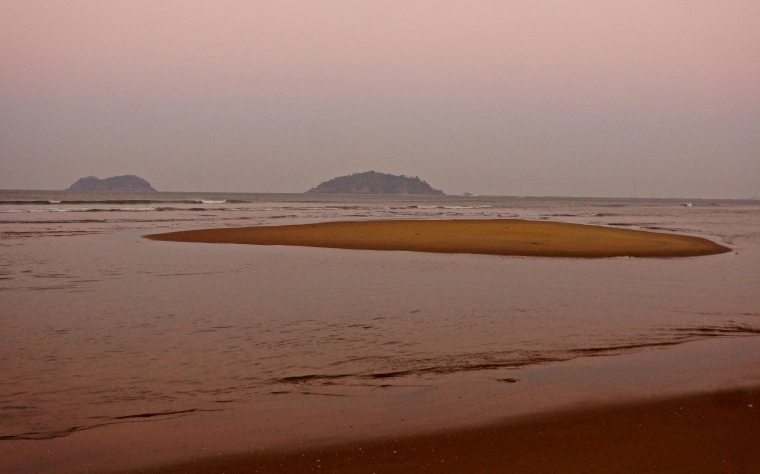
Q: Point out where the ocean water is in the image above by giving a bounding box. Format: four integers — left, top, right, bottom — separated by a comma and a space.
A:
1, 191, 759, 443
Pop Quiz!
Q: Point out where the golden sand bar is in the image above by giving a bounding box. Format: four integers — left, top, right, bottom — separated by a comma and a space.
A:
146, 219, 730, 258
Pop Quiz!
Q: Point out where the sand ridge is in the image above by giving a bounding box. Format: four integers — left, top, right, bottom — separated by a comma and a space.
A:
124, 387, 760, 474
146, 219, 731, 258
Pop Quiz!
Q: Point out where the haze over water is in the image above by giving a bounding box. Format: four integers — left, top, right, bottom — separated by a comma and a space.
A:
2, 2, 759, 197
1, 192, 759, 443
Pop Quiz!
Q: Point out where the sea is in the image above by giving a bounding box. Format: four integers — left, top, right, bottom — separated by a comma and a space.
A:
1, 191, 759, 470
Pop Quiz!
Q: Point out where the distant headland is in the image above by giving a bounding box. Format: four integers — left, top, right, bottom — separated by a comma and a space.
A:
67, 175, 156, 192
306, 171, 445, 195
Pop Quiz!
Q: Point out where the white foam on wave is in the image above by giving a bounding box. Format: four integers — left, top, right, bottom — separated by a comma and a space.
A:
123, 207, 158, 212
413, 205, 492, 210
199, 200, 226, 204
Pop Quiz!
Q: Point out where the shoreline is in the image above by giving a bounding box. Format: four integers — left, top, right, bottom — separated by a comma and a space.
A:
125, 386, 760, 474
145, 219, 731, 258
6, 336, 759, 474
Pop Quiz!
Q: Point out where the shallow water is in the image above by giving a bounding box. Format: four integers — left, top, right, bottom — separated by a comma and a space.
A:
1, 191, 759, 443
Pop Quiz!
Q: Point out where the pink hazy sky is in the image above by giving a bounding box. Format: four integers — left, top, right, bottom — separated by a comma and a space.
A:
1, 1, 758, 197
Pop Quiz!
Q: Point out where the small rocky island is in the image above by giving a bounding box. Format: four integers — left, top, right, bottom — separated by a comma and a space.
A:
306, 171, 444, 195
67, 175, 157, 192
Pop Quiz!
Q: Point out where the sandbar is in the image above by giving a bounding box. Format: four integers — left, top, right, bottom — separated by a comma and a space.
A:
146, 219, 730, 258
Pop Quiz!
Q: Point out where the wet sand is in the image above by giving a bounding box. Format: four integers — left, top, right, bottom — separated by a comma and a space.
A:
126, 386, 759, 474
146, 219, 730, 258
6, 336, 759, 473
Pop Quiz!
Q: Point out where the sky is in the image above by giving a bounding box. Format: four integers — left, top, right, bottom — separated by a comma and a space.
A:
1, 1, 758, 197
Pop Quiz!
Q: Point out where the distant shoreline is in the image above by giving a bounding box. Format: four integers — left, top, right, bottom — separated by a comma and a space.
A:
1, 190, 757, 202
145, 219, 731, 258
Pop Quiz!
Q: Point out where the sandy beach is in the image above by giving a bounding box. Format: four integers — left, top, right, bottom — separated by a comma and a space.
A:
126, 386, 760, 474
4, 197, 757, 474
133, 219, 751, 472
146, 219, 730, 258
